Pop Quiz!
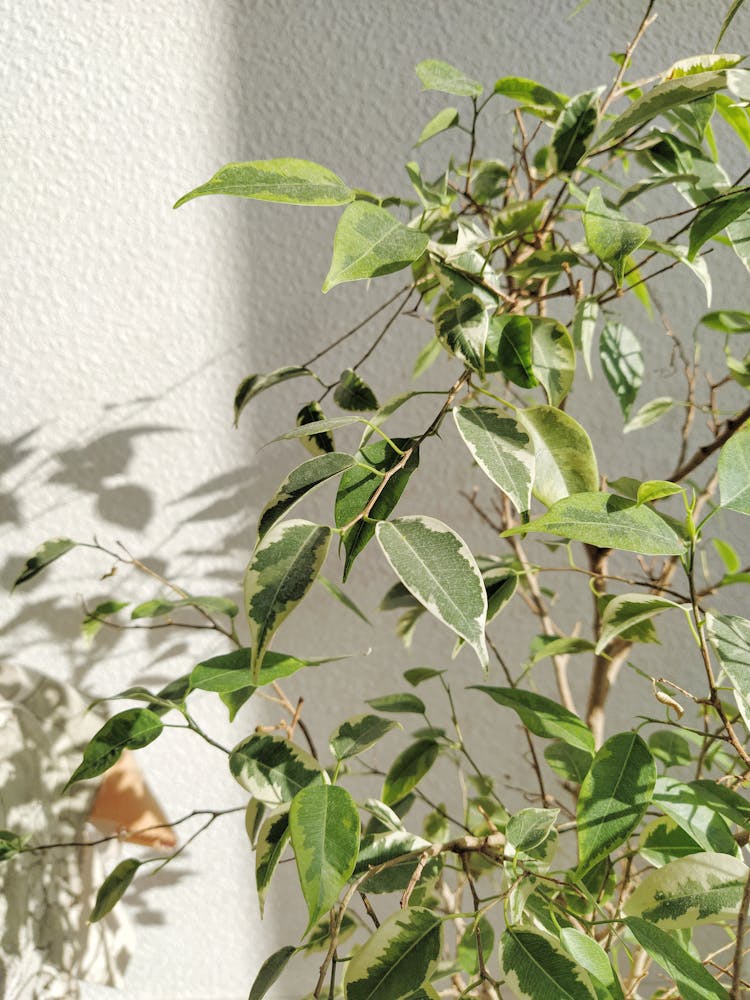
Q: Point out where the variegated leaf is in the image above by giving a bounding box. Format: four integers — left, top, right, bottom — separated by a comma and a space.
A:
344, 907, 442, 1000
255, 805, 290, 916
452, 406, 534, 513
501, 927, 597, 1000
257, 453, 355, 539
517, 406, 599, 508
229, 733, 324, 806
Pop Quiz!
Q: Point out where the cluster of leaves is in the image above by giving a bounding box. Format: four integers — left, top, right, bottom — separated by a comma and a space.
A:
9, 7, 750, 999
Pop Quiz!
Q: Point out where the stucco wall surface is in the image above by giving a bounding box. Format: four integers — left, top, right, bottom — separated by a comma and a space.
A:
3, 1, 750, 998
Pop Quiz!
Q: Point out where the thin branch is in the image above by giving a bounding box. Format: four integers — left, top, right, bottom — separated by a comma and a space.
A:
599, 1, 657, 116
303, 284, 411, 367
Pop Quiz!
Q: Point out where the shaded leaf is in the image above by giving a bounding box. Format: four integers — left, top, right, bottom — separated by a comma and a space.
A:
706, 612, 750, 729
255, 806, 290, 916
623, 396, 674, 433
530, 318, 576, 407
434, 294, 489, 374
596, 594, 684, 654
367, 693, 426, 714
130, 595, 238, 620
571, 297, 598, 378
89, 859, 141, 923
382, 740, 440, 806
258, 453, 355, 539
234, 367, 315, 426
417, 107, 459, 145
174, 158, 353, 208
625, 917, 729, 1000
718, 427, 750, 514
560, 928, 624, 1000
318, 574, 372, 625
639, 816, 703, 867
471, 686, 594, 753
507, 808, 559, 854
599, 322, 643, 418
494, 76, 567, 117
654, 776, 737, 855
688, 189, 750, 259
486, 314, 536, 387
248, 945, 297, 1000
334, 369, 379, 412
551, 90, 600, 173
544, 741, 592, 784
296, 401, 336, 456
501, 927, 597, 1000
67, 709, 163, 788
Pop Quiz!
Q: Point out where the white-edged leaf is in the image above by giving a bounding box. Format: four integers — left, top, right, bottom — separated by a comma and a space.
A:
13, 537, 78, 588
560, 928, 624, 1000
577, 732, 656, 874
255, 806, 290, 916
344, 907, 443, 1000
517, 406, 599, 508
434, 294, 489, 374
452, 406, 534, 513
501, 927, 597, 1000
329, 714, 400, 761
323, 202, 428, 292
376, 516, 488, 669
175, 158, 353, 208
639, 816, 703, 867
706, 612, 750, 730
596, 594, 684, 654
584, 188, 650, 285
334, 369, 379, 412
229, 733, 324, 806
234, 366, 316, 425
625, 917, 729, 1000
623, 852, 749, 928
505, 492, 685, 556
258, 453, 355, 539
289, 784, 360, 930
718, 426, 750, 514
296, 401, 336, 456
415, 59, 482, 98
623, 396, 674, 433
244, 519, 331, 681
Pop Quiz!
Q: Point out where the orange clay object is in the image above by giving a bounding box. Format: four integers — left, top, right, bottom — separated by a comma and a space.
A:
88, 749, 177, 849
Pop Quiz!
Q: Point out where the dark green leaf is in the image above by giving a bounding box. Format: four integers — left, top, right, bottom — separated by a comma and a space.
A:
544, 742, 592, 784
174, 158, 353, 208
471, 686, 594, 753
333, 369, 379, 412
330, 714, 400, 760
258, 453, 355, 539
584, 189, 650, 286
89, 859, 141, 923
403, 667, 444, 686
247, 945, 297, 1000
67, 709, 164, 788
626, 917, 729, 1000
234, 367, 315, 426
551, 90, 600, 172
688, 189, 750, 259
382, 740, 440, 805
296, 401, 336, 456
367, 693, 426, 714
13, 537, 77, 588
577, 732, 656, 874
415, 59, 482, 98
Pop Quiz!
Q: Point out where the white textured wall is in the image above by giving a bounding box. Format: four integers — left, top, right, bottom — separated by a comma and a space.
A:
3, 2, 750, 997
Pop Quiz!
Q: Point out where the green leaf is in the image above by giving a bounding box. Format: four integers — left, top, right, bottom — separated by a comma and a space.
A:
452, 406, 534, 514
255, 806, 290, 916
247, 945, 297, 1000
335, 437, 420, 581
417, 107, 459, 145
599, 321, 644, 419
501, 927, 597, 1000
130, 595, 238, 620
644, 240, 712, 305
334, 369, 379, 412
544, 741, 592, 784
593, 72, 727, 151
289, 784, 360, 930
623, 396, 674, 433
415, 59, 482, 98
244, 519, 331, 682
528, 635, 595, 666
13, 537, 77, 588
382, 740, 440, 806
705, 612, 750, 730
718, 427, 750, 514
577, 732, 656, 875
376, 516, 488, 669
174, 158, 353, 209
403, 667, 444, 686
625, 917, 729, 1000
639, 816, 703, 867
571, 298, 598, 378
317, 575, 371, 625
530, 318, 576, 407
506, 492, 685, 556
89, 859, 141, 923
457, 916, 495, 976
344, 907, 442, 1000
323, 202, 428, 292
190, 649, 342, 697
700, 309, 750, 333
648, 730, 692, 768
689, 780, 750, 831
277, 415, 368, 443
507, 808, 559, 854
560, 928, 624, 1000
585, 188, 650, 286
486, 314, 537, 387
654, 776, 738, 855
550, 90, 600, 173
471, 687, 594, 753
494, 76, 567, 117
714, 537, 741, 574
81, 599, 129, 642
636, 480, 683, 505
517, 406, 599, 508
688, 189, 750, 259
66, 709, 164, 788
229, 733, 324, 806
353, 830, 437, 893
258, 453, 355, 539
434, 294, 489, 374
296, 401, 336, 456
595, 594, 684, 654
234, 367, 315, 426
716, 1, 747, 48
623, 852, 749, 928
367, 693, 426, 714
0, 829, 27, 862
329, 714, 400, 761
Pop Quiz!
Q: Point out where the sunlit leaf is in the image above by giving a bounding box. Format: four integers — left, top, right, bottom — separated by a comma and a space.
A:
415, 59, 482, 98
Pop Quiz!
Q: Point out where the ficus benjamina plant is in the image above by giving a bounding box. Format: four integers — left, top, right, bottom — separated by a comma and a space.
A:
9, 3, 750, 998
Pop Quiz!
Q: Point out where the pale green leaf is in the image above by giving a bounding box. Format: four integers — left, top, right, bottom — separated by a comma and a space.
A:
706, 612, 750, 730
174, 158, 353, 208
255, 806, 290, 916
648, 731, 692, 768
66, 709, 164, 788
654, 776, 738, 855
234, 366, 315, 426
544, 741, 592, 784
471, 686, 594, 753
244, 520, 331, 682
623, 852, 749, 928
700, 309, 750, 333
517, 406, 599, 508
625, 917, 729, 1000
560, 928, 623, 1000
716, 2, 747, 48
452, 406, 534, 513
457, 916, 495, 977
344, 907, 442, 1000
595, 594, 684, 655
130, 595, 238, 620
13, 537, 78, 588
571, 298, 598, 378
434, 294, 489, 374
644, 241, 712, 305
577, 732, 656, 874
329, 714, 400, 761
599, 321, 643, 419
494, 76, 567, 117
323, 202, 428, 291
688, 190, 750, 259
334, 369, 379, 412
229, 733, 324, 806
417, 107, 459, 145
376, 516, 488, 669
89, 859, 141, 923
415, 59, 482, 98
636, 480, 683, 505
623, 397, 674, 433
530, 318, 576, 407
190, 649, 344, 698
585, 188, 650, 286
501, 927, 597, 1000
258, 453, 355, 539
506, 492, 685, 556
248, 945, 297, 1000
718, 427, 750, 514
507, 808, 559, 854
289, 784, 360, 930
